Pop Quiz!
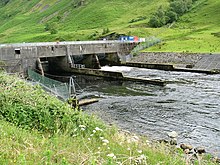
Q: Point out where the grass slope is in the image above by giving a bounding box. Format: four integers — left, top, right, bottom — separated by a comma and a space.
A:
147, 0, 220, 53
0, 71, 190, 164
0, 0, 219, 53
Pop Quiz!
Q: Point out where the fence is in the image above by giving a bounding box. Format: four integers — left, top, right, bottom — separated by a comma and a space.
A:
28, 69, 75, 100
131, 36, 161, 55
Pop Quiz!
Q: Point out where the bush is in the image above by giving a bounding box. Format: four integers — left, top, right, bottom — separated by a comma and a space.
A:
102, 27, 110, 35
166, 10, 178, 23
149, 6, 167, 28
44, 23, 58, 34
0, 0, 10, 6
0, 72, 105, 135
170, 0, 188, 16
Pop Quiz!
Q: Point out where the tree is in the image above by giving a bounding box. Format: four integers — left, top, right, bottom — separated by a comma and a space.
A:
149, 15, 160, 28
0, 0, 10, 6
166, 10, 178, 23
170, 0, 188, 16
149, 6, 167, 27
44, 22, 58, 34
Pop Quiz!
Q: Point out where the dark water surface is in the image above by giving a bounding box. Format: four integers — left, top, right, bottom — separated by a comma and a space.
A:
74, 66, 220, 156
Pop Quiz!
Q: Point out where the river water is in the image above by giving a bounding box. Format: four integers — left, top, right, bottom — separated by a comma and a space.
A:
74, 66, 220, 156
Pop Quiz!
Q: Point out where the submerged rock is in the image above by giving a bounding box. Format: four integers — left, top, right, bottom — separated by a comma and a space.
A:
213, 157, 220, 163
158, 139, 169, 144
180, 143, 193, 150
194, 147, 206, 154
167, 131, 178, 138
170, 138, 177, 145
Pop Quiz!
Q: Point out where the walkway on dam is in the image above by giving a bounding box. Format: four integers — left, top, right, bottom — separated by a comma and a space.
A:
0, 40, 137, 47
193, 54, 220, 71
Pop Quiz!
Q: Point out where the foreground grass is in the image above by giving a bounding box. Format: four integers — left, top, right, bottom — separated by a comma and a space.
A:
0, 71, 217, 164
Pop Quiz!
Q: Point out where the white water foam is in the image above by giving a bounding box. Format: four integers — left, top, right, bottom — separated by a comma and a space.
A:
101, 66, 133, 72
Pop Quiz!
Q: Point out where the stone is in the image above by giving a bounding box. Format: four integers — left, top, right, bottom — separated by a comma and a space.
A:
180, 143, 193, 150
213, 157, 220, 163
170, 138, 177, 145
194, 147, 206, 154
167, 131, 178, 138
158, 139, 169, 144
184, 149, 190, 154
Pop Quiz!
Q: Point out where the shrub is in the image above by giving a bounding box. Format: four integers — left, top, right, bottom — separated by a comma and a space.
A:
170, 0, 188, 16
0, 72, 105, 135
0, 0, 10, 6
166, 10, 178, 23
102, 27, 110, 35
44, 23, 58, 34
149, 7, 167, 28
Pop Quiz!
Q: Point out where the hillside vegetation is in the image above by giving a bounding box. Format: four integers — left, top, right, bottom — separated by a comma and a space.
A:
0, 0, 219, 53
0, 71, 191, 164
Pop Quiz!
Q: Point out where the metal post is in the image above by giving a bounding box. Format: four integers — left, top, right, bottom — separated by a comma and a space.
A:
69, 76, 76, 98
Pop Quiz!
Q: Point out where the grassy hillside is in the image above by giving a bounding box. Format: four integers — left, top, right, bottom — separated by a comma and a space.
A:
147, 0, 220, 53
0, 0, 219, 53
0, 71, 190, 164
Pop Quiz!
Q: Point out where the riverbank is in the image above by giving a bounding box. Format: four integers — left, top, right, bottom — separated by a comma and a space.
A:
1, 71, 218, 164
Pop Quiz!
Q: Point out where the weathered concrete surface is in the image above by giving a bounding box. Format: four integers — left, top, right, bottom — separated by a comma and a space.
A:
193, 54, 220, 71
131, 52, 220, 73
131, 52, 204, 65
0, 40, 138, 74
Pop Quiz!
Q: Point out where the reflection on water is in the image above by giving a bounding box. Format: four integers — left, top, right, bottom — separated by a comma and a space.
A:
74, 66, 220, 156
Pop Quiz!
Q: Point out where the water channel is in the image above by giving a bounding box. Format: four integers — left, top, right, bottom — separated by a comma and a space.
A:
70, 66, 220, 156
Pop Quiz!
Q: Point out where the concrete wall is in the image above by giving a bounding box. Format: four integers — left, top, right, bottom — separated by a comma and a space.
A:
132, 52, 206, 65
0, 46, 38, 73
0, 41, 137, 74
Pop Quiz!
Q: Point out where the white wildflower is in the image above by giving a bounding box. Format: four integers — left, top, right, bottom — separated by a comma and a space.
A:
79, 125, 86, 128
100, 137, 104, 140
93, 130, 96, 133
128, 135, 139, 143
107, 153, 115, 157
81, 128, 85, 131
88, 138, 91, 141
137, 150, 142, 154
107, 153, 116, 159
102, 139, 109, 144
90, 134, 94, 137
95, 127, 103, 131
137, 154, 146, 160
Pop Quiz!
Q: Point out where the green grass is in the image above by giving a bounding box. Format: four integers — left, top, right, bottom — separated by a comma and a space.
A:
0, 71, 196, 164
0, 0, 220, 52
0, 119, 186, 165
146, 0, 220, 53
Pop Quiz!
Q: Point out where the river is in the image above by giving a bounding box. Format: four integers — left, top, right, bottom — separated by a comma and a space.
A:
73, 66, 220, 156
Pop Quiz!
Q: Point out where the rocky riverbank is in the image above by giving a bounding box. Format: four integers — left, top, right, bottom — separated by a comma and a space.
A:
159, 131, 220, 164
